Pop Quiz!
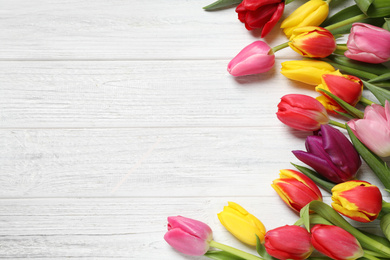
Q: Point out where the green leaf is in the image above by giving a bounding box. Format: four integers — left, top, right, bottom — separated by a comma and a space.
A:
364, 80, 390, 106
327, 54, 390, 76
326, 61, 378, 80
299, 204, 311, 232
354, 0, 374, 15
321, 5, 364, 27
368, 72, 390, 83
291, 163, 335, 193
317, 88, 364, 118
203, 0, 242, 10
380, 213, 390, 243
256, 235, 277, 260
205, 250, 246, 260
384, 18, 390, 31
346, 125, 390, 189
367, 0, 390, 18
285, 0, 297, 4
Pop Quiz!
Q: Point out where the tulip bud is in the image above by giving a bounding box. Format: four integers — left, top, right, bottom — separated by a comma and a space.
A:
315, 70, 363, 113
347, 100, 390, 157
227, 41, 275, 76
345, 23, 390, 64
280, 60, 335, 85
164, 216, 213, 256
331, 180, 382, 222
281, 0, 329, 38
289, 26, 336, 58
276, 94, 329, 131
265, 225, 313, 260
293, 124, 361, 183
236, 0, 285, 37
217, 202, 266, 246
272, 169, 322, 212
311, 224, 364, 260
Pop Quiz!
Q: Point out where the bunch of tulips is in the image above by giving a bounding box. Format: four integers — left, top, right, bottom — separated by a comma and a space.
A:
164, 0, 390, 259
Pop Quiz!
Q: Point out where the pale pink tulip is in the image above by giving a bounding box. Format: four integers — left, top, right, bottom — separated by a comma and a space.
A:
347, 100, 390, 157
345, 23, 390, 64
228, 41, 275, 76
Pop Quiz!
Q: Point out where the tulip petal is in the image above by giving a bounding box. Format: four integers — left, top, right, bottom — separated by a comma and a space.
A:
164, 228, 210, 256
261, 2, 284, 37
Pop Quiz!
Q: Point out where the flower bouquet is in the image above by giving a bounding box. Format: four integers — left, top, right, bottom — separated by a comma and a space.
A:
164, 0, 390, 259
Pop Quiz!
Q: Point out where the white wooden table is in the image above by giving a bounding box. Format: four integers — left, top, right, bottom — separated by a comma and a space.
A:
0, 0, 384, 259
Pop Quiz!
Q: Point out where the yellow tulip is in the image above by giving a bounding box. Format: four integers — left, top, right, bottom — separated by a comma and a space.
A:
281, 60, 335, 85
217, 202, 266, 246
281, 0, 329, 38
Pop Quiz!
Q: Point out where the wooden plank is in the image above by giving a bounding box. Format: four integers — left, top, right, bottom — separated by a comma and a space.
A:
0, 127, 382, 198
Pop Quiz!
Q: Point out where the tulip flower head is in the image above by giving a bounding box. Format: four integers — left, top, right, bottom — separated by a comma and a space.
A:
293, 124, 361, 183
281, 0, 329, 38
164, 216, 213, 256
272, 169, 322, 212
347, 100, 390, 157
345, 23, 390, 64
315, 70, 363, 113
280, 59, 335, 85
331, 180, 382, 222
289, 26, 336, 58
217, 201, 266, 246
265, 225, 313, 260
227, 41, 275, 77
236, 0, 285, 37
311, 224, 364, 260
276, 94, 329, 131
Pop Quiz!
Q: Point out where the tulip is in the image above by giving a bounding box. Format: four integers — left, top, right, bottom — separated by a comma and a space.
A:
315, 70, 363, 113
345, 23, 390, 64
311, 224, 364, 260
292, 124, 361, 183
236, 0, 285, 37
288, 26, 336, 58
272, 169, 322, 212
264, 225, 313, 259
227, 41, 275, 76
331, 180, 382, 222
281, 0, 329, 38
347, 100, 390, 157
276, 94, 329, 131
280, 60, 335, 85
164, 216, 213, 256
217, 202, 266, 246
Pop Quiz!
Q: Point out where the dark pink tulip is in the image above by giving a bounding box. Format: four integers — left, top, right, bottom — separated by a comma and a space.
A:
345, 23, 390, 64
164, 216, 212, 256
227, 41, 275, 76
311, 224, 364, 260
292, 124, 361, 183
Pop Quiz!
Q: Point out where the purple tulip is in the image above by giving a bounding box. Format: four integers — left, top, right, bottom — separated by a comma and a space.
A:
164, 216, 213, 256
292, 124, 361, 183
345, 23, 390, 64
227, 41, 275, 76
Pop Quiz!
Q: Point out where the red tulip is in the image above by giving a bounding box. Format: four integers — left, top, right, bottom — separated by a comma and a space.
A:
265, 225, 313, 260
276, 94, 329, 131
331, 180, 382, 222
272, 169, 322, 212
236, 0, 285, 37
311, 224, 364, 260
288, 26, 336, 58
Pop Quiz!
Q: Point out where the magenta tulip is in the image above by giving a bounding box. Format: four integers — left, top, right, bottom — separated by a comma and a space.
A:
265, 225, 313, 259
276, 94, 329, 131
164, 216, 213, 256
311, 224, 364, 260
227, 41, 275, 76
345, 23, 390, 64
293, 124, 361, 183
347, 100, 390, 157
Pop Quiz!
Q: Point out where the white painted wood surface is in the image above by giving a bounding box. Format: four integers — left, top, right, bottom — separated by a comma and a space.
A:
1, 0, 385, 259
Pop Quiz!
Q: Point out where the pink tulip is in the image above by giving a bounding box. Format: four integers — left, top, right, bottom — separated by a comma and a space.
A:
164, 216, 213, 256
345, 23, 390, 64
311, 224, 364, 260
265, 225, 313, 259
227, 41, 275, 76
347, 100, 390, 157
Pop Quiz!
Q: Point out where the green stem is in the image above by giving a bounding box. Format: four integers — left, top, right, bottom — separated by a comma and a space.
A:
325, 14, 368, 32
335, 45, 348, 51
328, 119, 346, 129
209, 240, 263, 260
359, 97, 375, 106
270, 42, 289, 54
363, 250, 383, 260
